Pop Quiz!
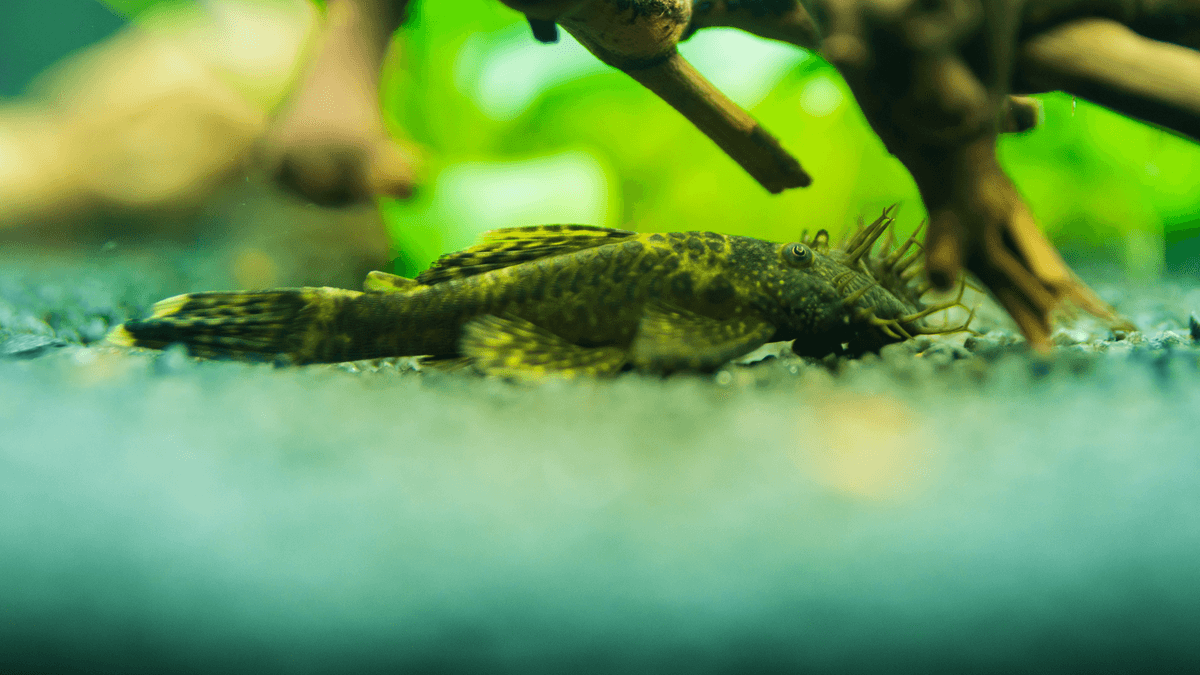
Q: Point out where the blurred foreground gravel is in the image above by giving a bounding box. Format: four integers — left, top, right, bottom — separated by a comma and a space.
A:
4, 243, 1200, 673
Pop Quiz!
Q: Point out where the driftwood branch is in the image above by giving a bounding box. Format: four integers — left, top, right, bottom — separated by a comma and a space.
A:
627, 52, 811, 192
505, 0, 1200, 347
686, 0, 821, 49
800, 0, 1154, 344
502, 0, 811, 193
1018, 17, 1200, 142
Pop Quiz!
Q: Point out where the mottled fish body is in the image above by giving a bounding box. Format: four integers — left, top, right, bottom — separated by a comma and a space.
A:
111, 218, 970, 375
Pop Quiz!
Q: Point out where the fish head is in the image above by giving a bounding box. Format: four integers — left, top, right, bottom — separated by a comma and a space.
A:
749, 240, 911, 345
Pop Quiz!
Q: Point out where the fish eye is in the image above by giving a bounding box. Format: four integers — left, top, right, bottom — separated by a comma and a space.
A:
783, 242, 812, 267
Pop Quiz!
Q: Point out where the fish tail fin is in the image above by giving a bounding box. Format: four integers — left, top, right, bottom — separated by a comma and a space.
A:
109, 287, 367, 364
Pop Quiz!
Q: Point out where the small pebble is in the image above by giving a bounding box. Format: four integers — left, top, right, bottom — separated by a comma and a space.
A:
72, 348, 99, 366
879, 342, 913, 363
152, 344, 193, 375
78, 316, 111, 343
918, 347, 955, 368
0, 333, 66, 358
55, 328, 82, 344
963, 331, 1014, 356
1105, 341, 1134, 357
1051, 328, 1089, 346
1153, 331, 1191, 350
963, 335, 988, 352
734, 343, 781, 365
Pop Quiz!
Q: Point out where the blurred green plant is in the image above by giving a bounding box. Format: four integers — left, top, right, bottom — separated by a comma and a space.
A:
103, 0, 173, 16
998, 93, 1200, 280
102, 0, 1200, 280
383, 0, 1200, 280
381, 0, 923, 277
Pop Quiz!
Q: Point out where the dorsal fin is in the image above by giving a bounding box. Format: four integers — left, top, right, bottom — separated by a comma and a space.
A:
417, 224, 637, 284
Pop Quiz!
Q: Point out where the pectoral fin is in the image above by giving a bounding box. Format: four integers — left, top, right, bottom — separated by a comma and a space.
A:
363, 270, 420, 293
631, 302, 776, 373
460, 314, 628, 378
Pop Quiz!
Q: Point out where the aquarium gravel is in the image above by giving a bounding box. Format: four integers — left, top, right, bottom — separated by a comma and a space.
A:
4, 244, 1200, 673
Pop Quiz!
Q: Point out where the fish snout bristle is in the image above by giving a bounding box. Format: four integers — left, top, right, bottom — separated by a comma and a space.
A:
840, 278, 877, 310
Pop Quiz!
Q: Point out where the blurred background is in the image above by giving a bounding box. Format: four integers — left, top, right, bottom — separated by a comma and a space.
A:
7, 6, 1200, 671
2, 0, 1199, 284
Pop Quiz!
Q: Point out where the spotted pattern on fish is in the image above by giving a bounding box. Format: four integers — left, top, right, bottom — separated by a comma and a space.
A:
110, 216, 972, 375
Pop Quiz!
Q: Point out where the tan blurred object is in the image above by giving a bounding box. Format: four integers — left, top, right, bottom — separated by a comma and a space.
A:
215, 176, 394, 289
260, 0, 419, 206
0, 24, 265, 233
0, 0, 396, 287
507, 0, 1200, 349
802, 392, 935, 501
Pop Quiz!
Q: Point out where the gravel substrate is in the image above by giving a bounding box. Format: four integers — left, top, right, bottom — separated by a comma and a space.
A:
5, 244, 1200, 673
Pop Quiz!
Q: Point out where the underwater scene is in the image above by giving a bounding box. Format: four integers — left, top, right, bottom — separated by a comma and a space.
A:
3, 0, 1200, 672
